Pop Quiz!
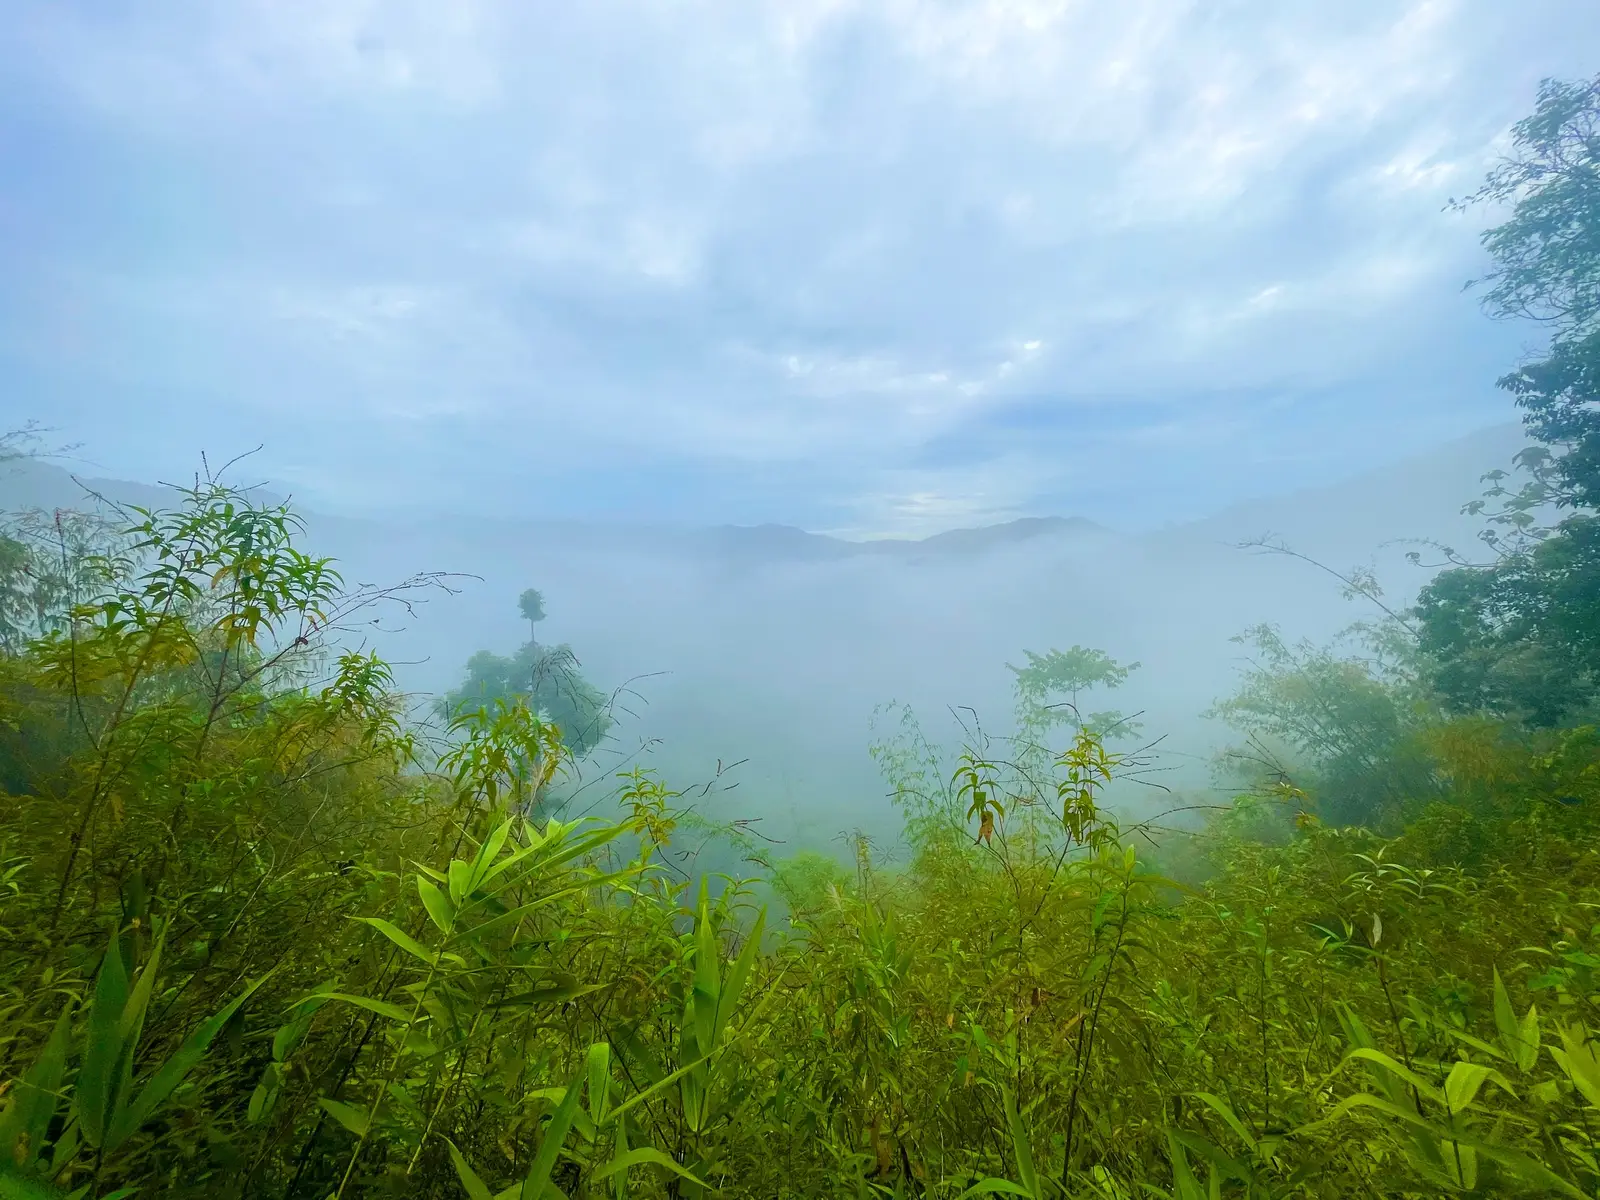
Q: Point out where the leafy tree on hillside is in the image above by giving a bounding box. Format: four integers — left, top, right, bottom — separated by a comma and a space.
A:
1207, 623, 1440, 828
440, 592, 613, 758
1416, 73, 1600, 726
1008, 645, 1142, 744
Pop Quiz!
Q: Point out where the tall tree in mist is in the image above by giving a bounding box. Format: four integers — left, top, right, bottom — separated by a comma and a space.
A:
1416, 73, 1600, 726
518, 587, 546, 644
442, 590, 612, 758
1008, 645, 1142, 745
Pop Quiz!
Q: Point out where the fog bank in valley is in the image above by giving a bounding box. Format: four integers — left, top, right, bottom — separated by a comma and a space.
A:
2, 421, 1524, 849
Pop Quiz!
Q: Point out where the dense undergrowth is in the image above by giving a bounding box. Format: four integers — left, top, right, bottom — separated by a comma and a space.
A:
4, 67, 1600, 1200
0, 474, 1597, 1200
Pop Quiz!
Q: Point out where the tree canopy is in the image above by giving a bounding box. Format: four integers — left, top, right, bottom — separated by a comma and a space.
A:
1416, 73, 1600, 727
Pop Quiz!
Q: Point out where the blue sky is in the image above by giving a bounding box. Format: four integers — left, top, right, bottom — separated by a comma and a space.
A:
2, 1, 1597, 537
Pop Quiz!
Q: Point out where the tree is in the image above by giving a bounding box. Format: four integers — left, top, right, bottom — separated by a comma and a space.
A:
1207, 624, 1440, 827
518, 587, 547, 641
1007, 645, 1141, 744
441, 591, 612, 759
1416, 73, 1600, 726
1464, 72, 1600, 505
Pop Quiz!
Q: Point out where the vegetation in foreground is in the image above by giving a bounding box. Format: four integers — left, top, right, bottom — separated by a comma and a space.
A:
0, 72, 1599, 1200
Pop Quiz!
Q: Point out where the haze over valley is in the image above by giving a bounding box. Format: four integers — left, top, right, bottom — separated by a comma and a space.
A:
2, 420, 1527, 845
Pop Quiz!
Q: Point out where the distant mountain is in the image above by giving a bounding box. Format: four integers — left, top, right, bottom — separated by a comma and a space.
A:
0, 420, 1528, 570
687, 515, 1110, 565
1158, 421, 1529, 562
880, 515, 1106, 556
0, 457, 287, 517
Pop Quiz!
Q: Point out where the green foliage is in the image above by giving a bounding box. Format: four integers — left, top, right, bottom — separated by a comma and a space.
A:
1416, 72, 1600, 726
518, 589, 547, 632
1008, 646, 1142, 745
1206, 623, 1439, 829
440, 593, 612, 763
3, 73, 1600, 1194
3, 465, 1600, 1200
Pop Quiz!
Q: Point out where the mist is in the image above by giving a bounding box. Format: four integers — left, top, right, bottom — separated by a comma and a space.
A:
2, 420, 1525, 848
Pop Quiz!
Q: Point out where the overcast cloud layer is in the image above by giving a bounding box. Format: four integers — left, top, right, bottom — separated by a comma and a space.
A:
3, 1, 1596, 535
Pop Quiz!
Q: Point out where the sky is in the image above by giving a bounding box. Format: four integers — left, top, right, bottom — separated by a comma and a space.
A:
2, 1, 1597, 537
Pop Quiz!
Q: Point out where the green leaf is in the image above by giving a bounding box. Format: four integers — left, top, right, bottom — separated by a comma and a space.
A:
518, 1055, 588, 1200
587, 1041, 611, 1129
1163, 1129, 1208, 1200
447, 1138, 495, 1200
1340, 1048, 1443, 1107
592, 1147, 708, 1189
714, 908, 766, 1051
691, 880, 719, 1065
1001, 1088, 1039, 1199
0, 999, 75, 1170
470, 819, 515, 891
1493, 968, 1539, 1071
247, 1062, 282, 1124
1517, 1001, 1541, 1073
956, 1180, 1036, 1198
1168, 1130, 1249, 1184
317, 1098, 374, 1137
1551, 1024, 1600, 1109
1189, 1093, 1257, 1153
604, 1051, 715, 1124
418, 877, 456, 935
353, 916, 438, 964
487, 983, 601, 1011
109, 969, 275, 1146
291, 992, 412, 1023
459, 870, 635, 947
447, 859, 474, 906
76, 929, 132, 1149
1443, 1061, 1513, 1114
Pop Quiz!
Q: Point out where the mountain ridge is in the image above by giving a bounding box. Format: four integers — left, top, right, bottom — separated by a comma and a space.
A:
0, 420, 1527, 563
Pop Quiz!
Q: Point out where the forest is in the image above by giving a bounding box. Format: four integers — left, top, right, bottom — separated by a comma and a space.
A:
0, 75, 1598, 1200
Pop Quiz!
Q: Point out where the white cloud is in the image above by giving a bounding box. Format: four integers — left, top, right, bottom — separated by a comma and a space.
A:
3, 0, 1595, 531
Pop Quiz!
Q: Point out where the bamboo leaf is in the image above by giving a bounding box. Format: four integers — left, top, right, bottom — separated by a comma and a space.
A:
1493, 968, 1540, 1071
592, 1147, 708, 1189
447, 859, 474, 906
473, 818, 514, 887
1189, 1092, 1257, 1153
76, 930, 131, 1149
1517, 1001, 1541, 1073
447, 1138, 495, 1200
691, 880, 719, 1067
110, 969, 276, 1146
588, 1041, 611, 1129
603, 1052, 715, 1124
291, 992, 412, 1023
459, 870, 635, 946
518, 1054, 589, 1200
1001, 1087, 1039, 1199
956, 1180, 1036, 1198
1443, 1061, 1513, 1115
418, 877, 456, 935
714, 908, 766, 1049
1340, 1048, 1444, 1107
353, 917, 438, 965
487, 983, 602, 1011
317, 1098, 374, 1137
1163, 1129, 1208, 1200
0, 1000, 75, 1170
1551, 1024, 1600, 1109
